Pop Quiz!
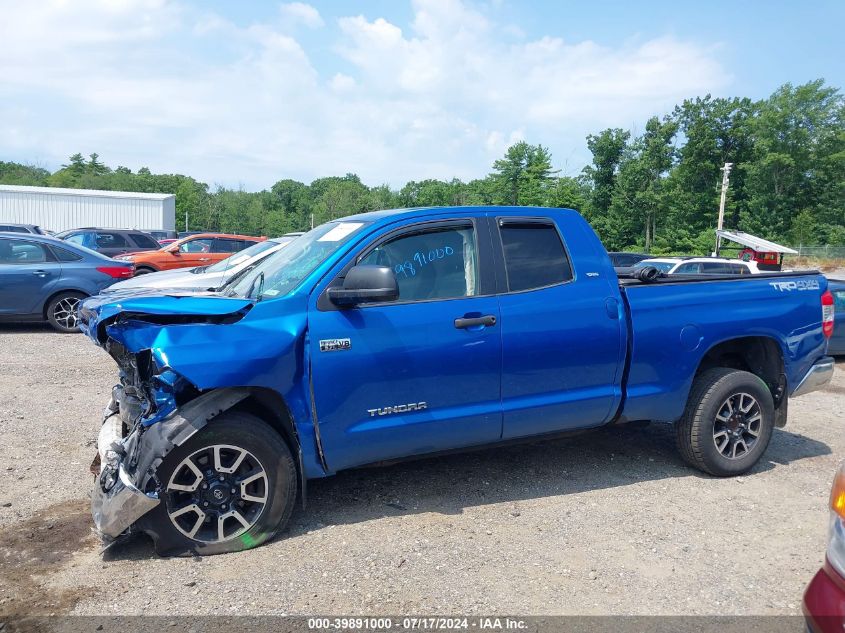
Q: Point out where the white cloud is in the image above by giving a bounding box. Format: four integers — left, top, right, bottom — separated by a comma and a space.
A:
279, 2, 324, 29
0, 0, 730, 189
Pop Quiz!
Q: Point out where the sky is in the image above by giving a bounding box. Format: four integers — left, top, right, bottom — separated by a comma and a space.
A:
1, 0, 843, 190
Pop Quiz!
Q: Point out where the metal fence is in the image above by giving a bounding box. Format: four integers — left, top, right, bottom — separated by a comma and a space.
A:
789, 245, 845, 259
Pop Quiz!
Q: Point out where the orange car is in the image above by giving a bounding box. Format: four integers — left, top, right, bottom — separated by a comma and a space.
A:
116, 233, 266, 275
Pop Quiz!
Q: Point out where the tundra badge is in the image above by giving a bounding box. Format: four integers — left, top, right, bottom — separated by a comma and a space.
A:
367, 402, 428, 417
320, 338, 351, 352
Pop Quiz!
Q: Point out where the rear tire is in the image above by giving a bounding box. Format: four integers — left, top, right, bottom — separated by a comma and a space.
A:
140, 411, 297, 556
134, 267, 156, 275
45, 291, 86, 333
675, 368, 775, 476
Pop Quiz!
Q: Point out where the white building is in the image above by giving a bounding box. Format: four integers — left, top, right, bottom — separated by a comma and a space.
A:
0, 184, 176, 232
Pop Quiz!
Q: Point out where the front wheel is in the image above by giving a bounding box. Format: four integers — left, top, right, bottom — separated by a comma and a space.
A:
675, 368, 775, 476
140, 411, 297, 556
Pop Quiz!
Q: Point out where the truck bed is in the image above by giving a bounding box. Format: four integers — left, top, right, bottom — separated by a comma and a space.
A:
616, 270, 828, 423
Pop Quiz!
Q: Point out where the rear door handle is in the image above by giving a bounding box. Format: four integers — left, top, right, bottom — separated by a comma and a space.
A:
32, 270, 49, 277
198, 257, 211, 262
454, 314, 497, 329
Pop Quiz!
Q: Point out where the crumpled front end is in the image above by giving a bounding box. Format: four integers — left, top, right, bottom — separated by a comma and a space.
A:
81, 292, 258, 541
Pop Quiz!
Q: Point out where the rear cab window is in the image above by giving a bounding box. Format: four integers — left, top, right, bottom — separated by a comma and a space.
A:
497, 220, 573, 292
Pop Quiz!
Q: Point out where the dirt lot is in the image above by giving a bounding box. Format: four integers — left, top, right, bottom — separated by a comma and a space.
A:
0, 324, 843, 617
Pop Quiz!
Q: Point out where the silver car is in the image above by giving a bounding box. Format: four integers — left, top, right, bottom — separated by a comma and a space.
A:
104, 234, 301, 293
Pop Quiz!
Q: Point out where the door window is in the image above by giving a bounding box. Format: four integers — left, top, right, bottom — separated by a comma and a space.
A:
358, 224, 478, 302
129, 233, 160, 249
180, 238, 213, 253
499, 221, 572, 292
96, 232, 129, 248
212, 238, 246, 253
674, 262, 701, 274
701, 262, 731, 274
0, 238, 49, 263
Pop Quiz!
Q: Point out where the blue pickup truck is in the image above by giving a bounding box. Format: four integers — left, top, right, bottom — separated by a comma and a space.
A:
79, 206, 836, 555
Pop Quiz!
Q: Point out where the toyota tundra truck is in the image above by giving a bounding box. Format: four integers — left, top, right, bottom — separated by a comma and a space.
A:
78, 206, 836, 555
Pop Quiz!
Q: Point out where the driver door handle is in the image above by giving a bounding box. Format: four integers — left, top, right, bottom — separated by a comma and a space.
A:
454, 314, 497, 329
32, 270, 49, 277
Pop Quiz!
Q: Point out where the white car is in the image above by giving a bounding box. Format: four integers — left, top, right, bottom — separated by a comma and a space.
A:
633, 257, 761, 275
105, 234, 301, 293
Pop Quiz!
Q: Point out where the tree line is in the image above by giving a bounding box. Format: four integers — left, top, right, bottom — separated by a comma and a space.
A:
1, 79, 842, 253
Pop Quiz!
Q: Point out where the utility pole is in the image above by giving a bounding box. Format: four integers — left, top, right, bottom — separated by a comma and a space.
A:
714, 162, 733, 256
311, 213, 314, 230
185, 210, 188, 233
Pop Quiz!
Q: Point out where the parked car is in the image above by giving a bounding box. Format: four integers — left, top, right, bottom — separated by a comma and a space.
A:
0, 232, 133, 332
157, 238, 178, 247
827, 279, 845, 356
144, 229, 179, 242
56, 228, 161, 257
114, 233, 266, 275
634, 257, 760, 275
0, 223, 47, 235
608, 251, 650, 267
803, 462, 845, 631
78, 206, 834, 556
104, 234, 299, 293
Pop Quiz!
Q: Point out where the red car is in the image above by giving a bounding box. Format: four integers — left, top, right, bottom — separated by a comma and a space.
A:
803, 464, 845, 632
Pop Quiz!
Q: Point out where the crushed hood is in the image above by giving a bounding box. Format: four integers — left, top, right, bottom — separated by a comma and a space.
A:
79, 290, 254, 348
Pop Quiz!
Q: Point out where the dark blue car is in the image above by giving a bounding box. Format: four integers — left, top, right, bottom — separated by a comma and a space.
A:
830, 279, 845, 355
0, 232, 134, 332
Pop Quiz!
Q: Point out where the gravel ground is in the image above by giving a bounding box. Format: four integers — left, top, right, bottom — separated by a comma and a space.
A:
0, 323, 843, 617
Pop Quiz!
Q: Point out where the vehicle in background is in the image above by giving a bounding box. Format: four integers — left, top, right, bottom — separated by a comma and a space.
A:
802, 462, 845, 632
115, 233, 265, 275
157, 238, 178, 247
79, 206, 834, 555
178, 230, 204, 239
144, 229, 179, 242
0, 223, 47, 235
828, 279, 845, 356
55, 228, 161, 257
0, 232, 133, 332
633, 257, 760, 275
104, 234, 299, 293
608, 252, 650, 267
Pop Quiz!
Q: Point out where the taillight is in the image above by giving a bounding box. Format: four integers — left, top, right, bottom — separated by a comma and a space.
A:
822, 289, 835, 338
828, 465, 845, 578
97, 265, 134, 279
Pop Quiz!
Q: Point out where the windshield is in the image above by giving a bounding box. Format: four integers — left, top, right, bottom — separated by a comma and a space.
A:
225, 221, 368, 300
634, 260, 675, 273
205, 239, 285, 274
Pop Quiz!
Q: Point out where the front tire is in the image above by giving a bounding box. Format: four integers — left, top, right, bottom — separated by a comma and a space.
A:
675, 368, 775, 476
140, 411, 297, 556
46, 291, 86, 333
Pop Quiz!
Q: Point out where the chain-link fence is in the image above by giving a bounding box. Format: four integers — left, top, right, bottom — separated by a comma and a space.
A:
791, 245, 845, 259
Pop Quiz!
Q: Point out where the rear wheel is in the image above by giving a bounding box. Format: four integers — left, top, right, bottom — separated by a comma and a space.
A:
45, 291, 86, 333
134, 267, 156, 275
675, 368, 775, 476
140, 412, 297, 556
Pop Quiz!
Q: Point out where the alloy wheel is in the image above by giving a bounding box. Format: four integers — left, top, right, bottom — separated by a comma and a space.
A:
165, 444, 268, 543
712, 392, 762, 460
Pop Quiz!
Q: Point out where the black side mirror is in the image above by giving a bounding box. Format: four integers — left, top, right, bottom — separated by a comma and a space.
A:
327, 265, 399, 307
